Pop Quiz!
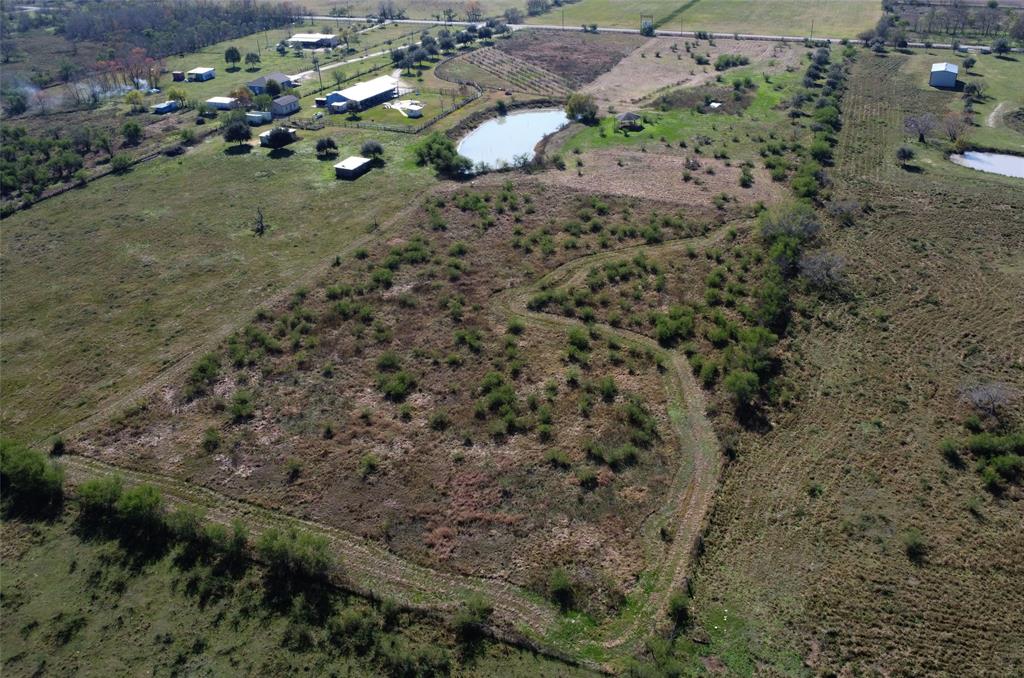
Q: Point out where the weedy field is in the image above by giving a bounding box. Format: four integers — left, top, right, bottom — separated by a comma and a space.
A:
2, 17, 1022, 677
684, 50, 1024, 675
0, 127, 440, 442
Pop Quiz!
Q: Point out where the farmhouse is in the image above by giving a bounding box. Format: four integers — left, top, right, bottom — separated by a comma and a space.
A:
187, 67, 215, 82
326, 76, 397, 113
259, 127, 298, 147
929, 62, 959, 89
270, 94, 300, 117
247, 72, 297, 95
334, 156, 372, 180
616, 111, 643, 130
205, 96, 238, 110
151, 101, 179, 114
288, 33, 339, 48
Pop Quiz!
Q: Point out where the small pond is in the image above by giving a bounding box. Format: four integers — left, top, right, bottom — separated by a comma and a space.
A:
949, 151, 1024, 179
457, 109, 569, 170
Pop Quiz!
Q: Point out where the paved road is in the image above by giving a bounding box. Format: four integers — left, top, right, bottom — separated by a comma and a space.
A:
302, 15, 1014, 52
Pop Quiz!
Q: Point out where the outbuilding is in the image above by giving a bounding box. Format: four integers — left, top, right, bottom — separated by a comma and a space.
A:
929, 62, 959, 89
187, 67, 216, 82
325, 75, 397, 113
246, 110, 273, 125
171, 71, 185, 82
151, 100, 179, 114
270, 94, 300, 117
247, 72, 297, 95
259, 127, 298, 147
205, 96, 238, 110
287, 33, 339, 48
334, 156, 372, 180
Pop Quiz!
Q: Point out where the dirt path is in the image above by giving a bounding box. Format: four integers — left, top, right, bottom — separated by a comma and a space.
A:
988, 101, 1008, 128
494, 228, 730, 652
58, 224, 728, 665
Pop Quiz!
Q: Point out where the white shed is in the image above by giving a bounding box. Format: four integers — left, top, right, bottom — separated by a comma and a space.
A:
205, 96, 238, 110
929, 62, 959, 89
334, 156, 372, 180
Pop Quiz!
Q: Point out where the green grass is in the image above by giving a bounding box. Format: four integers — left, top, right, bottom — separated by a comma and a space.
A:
0, 127, 437, 441
898, 50, 1024, 152
0, 517, 596, 676
560, 66, 802, 163
527, 0, 881, 37
161, 24, 437, 101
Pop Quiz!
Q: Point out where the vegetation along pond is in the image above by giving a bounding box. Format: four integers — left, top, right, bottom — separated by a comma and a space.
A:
949, 151, 1024, 179
457, 109, 569, 170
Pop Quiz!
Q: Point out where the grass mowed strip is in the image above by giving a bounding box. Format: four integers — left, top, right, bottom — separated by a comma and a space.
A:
0, 129, 437, 441
527, 0, 881, 37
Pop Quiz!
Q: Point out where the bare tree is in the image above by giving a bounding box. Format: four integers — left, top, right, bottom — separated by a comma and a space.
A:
961, 382, 1019, 419
799, 251, 847, 292
252, 207, 268, 237
943, 113, 970, 141
904, 113, 936, 143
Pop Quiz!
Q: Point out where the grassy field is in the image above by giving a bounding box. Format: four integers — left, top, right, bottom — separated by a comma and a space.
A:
897, 50, 1024, 152
299, 0, 525, 20
526, 0, 881, 37
0, 516, 594, 677
685, 49, 1024, 675
161, 24, 436, 101
0, 127, 439, 443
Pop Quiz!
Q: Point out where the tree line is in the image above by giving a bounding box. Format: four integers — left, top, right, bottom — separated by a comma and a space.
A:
60, 0, 306, 60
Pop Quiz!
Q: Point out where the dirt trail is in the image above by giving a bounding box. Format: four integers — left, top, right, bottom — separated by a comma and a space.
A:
987, 101, 1008, 128
59, 223, 728, 664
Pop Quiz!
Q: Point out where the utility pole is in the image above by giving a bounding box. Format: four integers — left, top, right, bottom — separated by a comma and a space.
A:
561, 8, 564, 30
810, 19, 814, 41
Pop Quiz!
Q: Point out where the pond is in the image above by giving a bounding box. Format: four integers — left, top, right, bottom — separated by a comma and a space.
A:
949, 151, 1024, 179
457, 109, 569, 170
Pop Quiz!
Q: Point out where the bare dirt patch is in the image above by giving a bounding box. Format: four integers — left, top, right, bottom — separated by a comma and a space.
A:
495, 29, 643, 89
537, 149, 783, 206
583, 38, 800, 112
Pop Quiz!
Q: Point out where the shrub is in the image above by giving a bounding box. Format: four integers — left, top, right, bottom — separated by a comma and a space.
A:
186, 353, 221, 399
328, 608, 379, 651
902, 528, 928, 563
723, 370, 759, 404
545, 448, 571, 468
230, 389, 255, 421
256, 527, 332, 581
201, 427, 221, 453
429, 411, 450, 431
110, 153, 132, 173
359, 453, 380, 478
0, 440, 64, 517
714, 53, 750, 71
548, 567, 574, 610
315, 137, 338, 156
454, 593, 493, 641
378, 370, 416, 401
114, 484, 165, 535
668, 590, 690, 629
414, 132, 471, 175
595, 375, 618, 402
77, 475, 124, 522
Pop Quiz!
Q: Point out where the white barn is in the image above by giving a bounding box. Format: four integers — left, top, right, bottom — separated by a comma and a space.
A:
929, 62, 959, 89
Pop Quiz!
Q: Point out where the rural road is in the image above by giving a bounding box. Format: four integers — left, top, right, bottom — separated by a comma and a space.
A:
302, 14, 1015, 52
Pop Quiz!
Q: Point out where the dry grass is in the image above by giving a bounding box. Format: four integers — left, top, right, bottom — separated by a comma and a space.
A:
73, 180, 717, 621
687, 51, 1024, 674
583, 38, 800, 111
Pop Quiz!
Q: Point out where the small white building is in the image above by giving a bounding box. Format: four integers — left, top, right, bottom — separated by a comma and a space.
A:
246, 110, 272, 125
334, 156, 372, 180
205, 96, 238, 110
287, 33, 339, 48
929, 62, 959, 89
187, 67, 216, 82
